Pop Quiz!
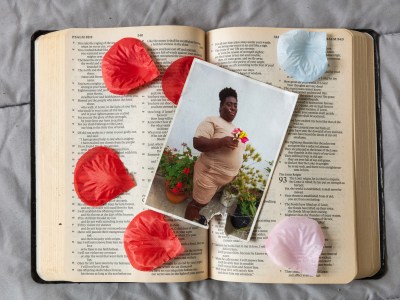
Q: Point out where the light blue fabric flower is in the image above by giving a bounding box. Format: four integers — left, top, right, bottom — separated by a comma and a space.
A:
277, 30, 328, 82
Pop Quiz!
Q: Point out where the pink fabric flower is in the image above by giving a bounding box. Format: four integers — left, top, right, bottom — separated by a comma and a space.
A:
264, 217, 325, 276
240, 136, 249, 144
232, 128, 242, 134
232, 128, 249, 144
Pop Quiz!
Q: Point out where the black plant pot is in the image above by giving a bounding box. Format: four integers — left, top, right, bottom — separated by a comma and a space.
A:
230, 206, 251, 229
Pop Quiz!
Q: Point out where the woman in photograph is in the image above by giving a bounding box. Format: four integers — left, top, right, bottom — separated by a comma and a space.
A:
185, 87, 246, 225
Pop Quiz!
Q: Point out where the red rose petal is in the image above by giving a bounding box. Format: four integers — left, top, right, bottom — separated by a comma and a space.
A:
162, 56, 200, 105
102, 38, 160, 95
74, 146, 136, 206
124, 210, 185, 271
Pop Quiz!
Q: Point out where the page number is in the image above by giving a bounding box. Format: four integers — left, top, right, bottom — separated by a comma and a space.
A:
279, 176, 287, 183
137, 33, 144, 37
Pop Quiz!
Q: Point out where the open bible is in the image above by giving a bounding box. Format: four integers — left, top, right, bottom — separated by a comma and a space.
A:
32, 25, 384, 284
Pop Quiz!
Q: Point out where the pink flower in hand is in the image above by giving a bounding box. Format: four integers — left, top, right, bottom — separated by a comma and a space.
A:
232, 128, 249, 144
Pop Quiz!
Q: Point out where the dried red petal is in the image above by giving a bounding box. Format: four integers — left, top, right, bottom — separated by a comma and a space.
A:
162, 56, 200, 105
124, 210, 185, 271
74, 146, 136, 206
102, 38, 160, 95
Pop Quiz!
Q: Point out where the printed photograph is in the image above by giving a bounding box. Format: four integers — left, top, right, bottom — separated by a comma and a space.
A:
145, 59, 297, 240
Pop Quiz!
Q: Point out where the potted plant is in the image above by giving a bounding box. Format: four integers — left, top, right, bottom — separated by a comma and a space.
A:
221, 144, 272, 228
158, 143, 197, 203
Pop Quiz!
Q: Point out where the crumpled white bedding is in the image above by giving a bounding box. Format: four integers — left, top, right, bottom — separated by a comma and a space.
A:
1, 0, 400, 299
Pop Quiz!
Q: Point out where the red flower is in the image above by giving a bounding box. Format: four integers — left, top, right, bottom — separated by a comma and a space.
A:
162, 56, 199, 105
183, 167, 191, 175
124, 210, 185, 271
102, 38, 159, 95
171, 182, 184, 194
74, 146, 136, 206
172, 187, 181, 194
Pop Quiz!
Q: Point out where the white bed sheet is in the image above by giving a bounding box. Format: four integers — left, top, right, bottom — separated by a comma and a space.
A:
1, 0, 400, 299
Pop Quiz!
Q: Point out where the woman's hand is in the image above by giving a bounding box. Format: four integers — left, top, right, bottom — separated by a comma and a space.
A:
219, 136, 239, 150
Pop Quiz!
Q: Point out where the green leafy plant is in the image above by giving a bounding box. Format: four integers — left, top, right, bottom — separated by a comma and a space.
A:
158, 143, 197, 195
237, 190, 258, 216
224, 144, 273, 217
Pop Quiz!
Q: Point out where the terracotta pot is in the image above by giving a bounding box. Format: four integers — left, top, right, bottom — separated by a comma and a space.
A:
165, 182, 188, 204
